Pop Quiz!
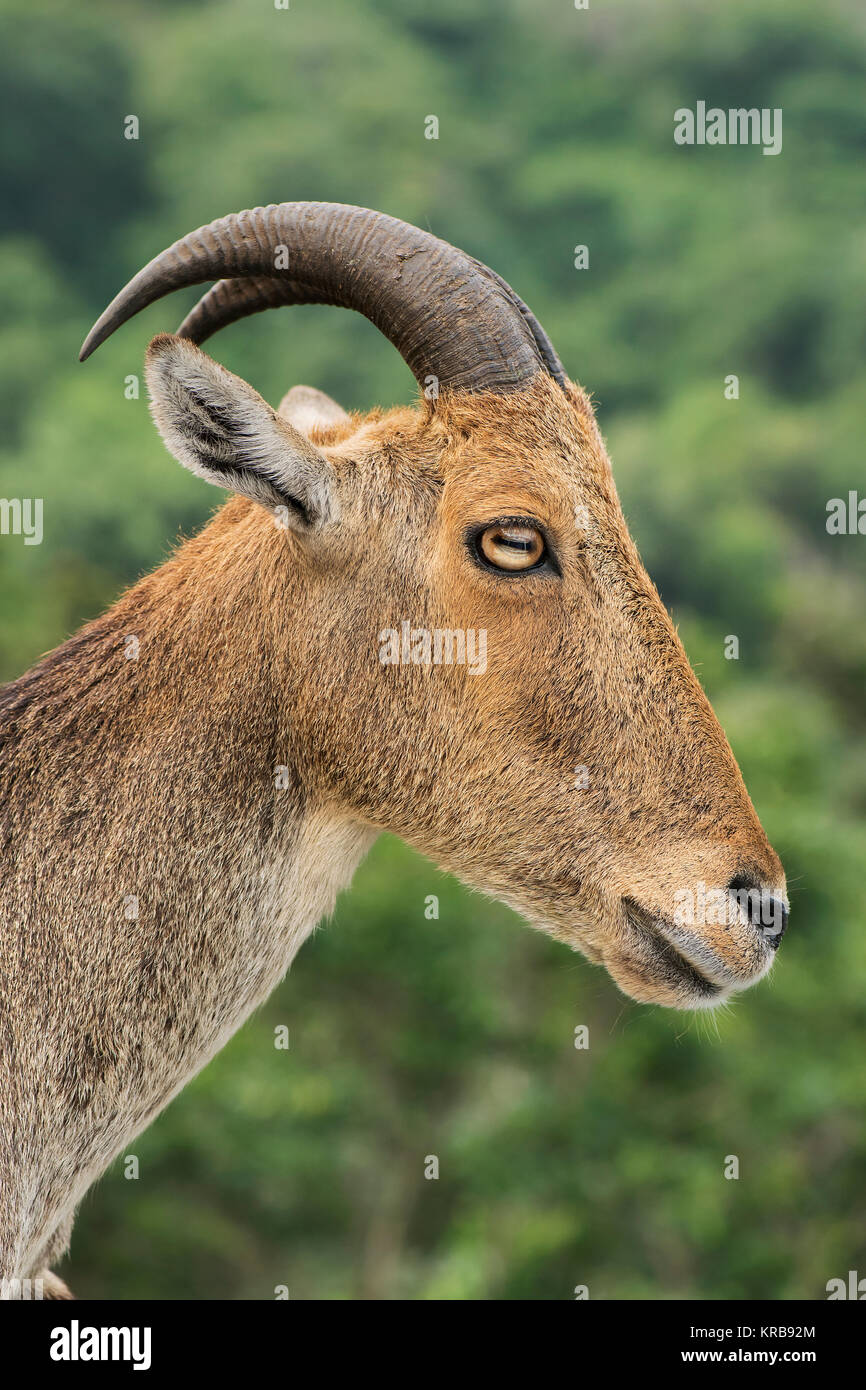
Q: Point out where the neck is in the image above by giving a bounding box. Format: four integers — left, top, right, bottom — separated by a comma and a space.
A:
0, 499, 376, 1273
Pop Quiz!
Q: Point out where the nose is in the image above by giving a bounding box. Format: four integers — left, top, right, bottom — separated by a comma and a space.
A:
727, 875, 789, 949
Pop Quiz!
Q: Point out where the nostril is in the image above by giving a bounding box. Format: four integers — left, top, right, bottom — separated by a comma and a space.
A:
763, 896, 789, 948
727, 876, 789, 949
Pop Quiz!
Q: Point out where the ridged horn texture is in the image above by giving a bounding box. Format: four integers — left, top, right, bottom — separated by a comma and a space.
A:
80, 202, 567, 394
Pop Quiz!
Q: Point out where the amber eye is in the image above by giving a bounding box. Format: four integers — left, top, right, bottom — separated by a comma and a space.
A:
478, 521, 546, 572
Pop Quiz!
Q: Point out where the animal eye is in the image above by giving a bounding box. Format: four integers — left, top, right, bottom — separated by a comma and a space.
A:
477, 521, 546, 573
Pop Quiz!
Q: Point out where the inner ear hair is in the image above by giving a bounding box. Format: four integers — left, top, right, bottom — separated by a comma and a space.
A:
145, 334, 337, 528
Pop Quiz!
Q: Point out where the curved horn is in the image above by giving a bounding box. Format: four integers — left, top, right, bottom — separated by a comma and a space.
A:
176, 262, 567, 389
80, 202, 567, 394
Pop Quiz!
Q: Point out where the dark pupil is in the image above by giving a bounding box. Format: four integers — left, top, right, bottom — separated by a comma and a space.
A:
497, 529, 533, 551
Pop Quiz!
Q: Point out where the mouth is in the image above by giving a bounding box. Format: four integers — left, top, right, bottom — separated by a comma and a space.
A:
527, 884, 778, 1009
608, 896, 779, 1009
622, 900, 723, 1004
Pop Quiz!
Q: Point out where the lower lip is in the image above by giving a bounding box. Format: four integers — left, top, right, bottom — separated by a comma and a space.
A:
623, 900, 724, 999
651, 937, 723, 999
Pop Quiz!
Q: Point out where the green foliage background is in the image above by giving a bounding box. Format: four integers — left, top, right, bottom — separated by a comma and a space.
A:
1, 0, 864, 1299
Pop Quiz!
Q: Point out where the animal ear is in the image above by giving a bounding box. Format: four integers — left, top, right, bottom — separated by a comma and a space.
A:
278, 384, 349, 438
144, 334, 337, 530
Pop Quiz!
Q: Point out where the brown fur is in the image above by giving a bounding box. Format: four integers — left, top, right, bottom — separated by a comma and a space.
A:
0, 357, 785, 1295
